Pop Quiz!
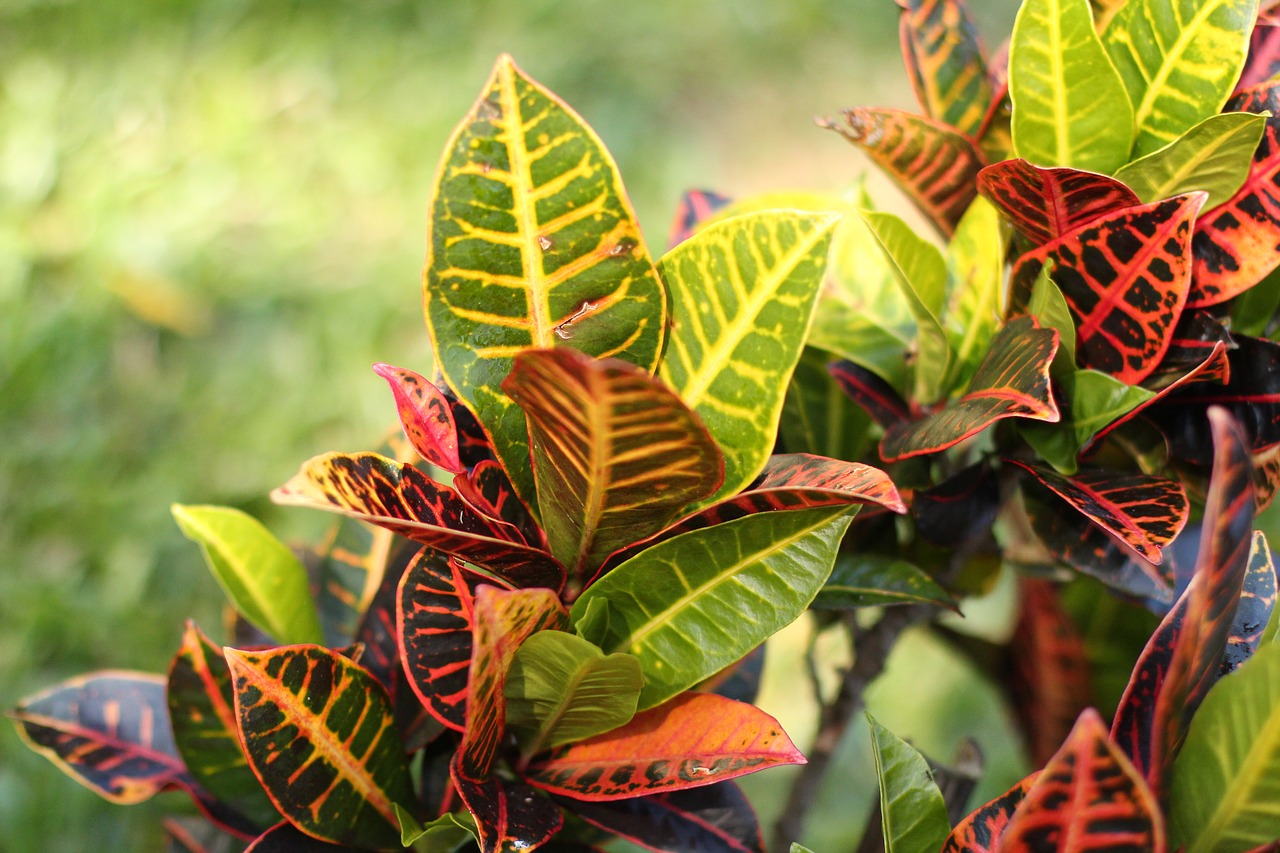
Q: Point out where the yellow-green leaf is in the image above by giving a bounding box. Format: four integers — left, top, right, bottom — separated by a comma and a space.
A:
423, 55, 666, 508
945, 196, 1007, 389
171, 505, 323, 645
657, 209, 837, 504
1114, 111, 1268, 208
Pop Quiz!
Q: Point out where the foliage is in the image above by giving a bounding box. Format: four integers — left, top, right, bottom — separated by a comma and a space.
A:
12, 0, 1280, 850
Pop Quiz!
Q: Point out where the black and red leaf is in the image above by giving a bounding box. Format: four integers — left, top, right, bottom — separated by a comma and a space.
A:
912, 461, 1000, 548
941, 771, 1039, 853
667, 189, 732, 249
1221, 530, 1277, 675
1236, 24, 1280, 93
977, 158, 1140, 246
373, 363, 464, 473
451, 759, 564, 853
453, 459, 543, 548
827, 359, 912, 429
563, 781, 763, 853
397, 549, 475, 732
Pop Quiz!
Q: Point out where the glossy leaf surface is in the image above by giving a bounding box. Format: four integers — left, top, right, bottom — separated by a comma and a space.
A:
452, 762, 564, 853
813, 553, 958, 611
172, 505, 323, 646
880, 315, 1059, 461
372, 364, 462, 473
1009, 0, 1134, 173
504, 347, 722, 584
657, 209, 836, 504
523, 692, 802, 800
1102, 0, 1258, 157
898, 0, 992, 136
566, 781, 763, 853
941, 772, 1038, 853
1223, 531, 1278, 674
976, 158, 1140, 246
397, 549, 474, 731
225, 646, 414, 849
1001, 709, 1165, 852
1012, 193, 1204, 384
867, 714, 950, 853
1114, 112, 1267, 208
573, 504, 853, 709
424, 57, 665, 507
272, 452, 565, 591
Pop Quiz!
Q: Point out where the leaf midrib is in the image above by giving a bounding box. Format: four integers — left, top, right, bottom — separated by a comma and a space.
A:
1131, 1, 1230, 136
1188, 689, 1280, 852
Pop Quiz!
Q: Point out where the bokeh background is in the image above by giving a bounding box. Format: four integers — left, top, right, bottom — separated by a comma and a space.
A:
1, 1, 1021, 849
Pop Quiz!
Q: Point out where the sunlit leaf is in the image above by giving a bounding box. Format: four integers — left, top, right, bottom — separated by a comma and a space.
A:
1019, 370, 1156, 474
977, 158, 1140, 246
423, 55, 666, 507
945, 197, 1007, 387
866, 714, 950, 853
372, 363, 463, 473
897, 0, 993, 136
813, 553, 958, 611
451, 762, 563, 853
1115, 112, 1267, 208
566, 781, 764, 853
941, 771, 1039, 853
523, 692, 803, 800
395, 806, 477, 851
397, 549, 475, 732
657, 209, 837, 505
172, 505, 323, 646
1009, 0, 1135, 172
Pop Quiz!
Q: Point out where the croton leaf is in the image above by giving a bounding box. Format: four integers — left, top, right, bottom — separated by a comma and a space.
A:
813, 553, 958, 611
224, 645, 415, 849
1111, 408, 1255, 798
1102, 0, 1258, 158
913, 461, 1000, 548
941, 771, 1040, 853
1238, 21, 1280, 90
372, 363, 463, 473
867, 714, 951, 853
172, 505, 324, 646
1008, 0, 1135, 173
657, 209, 836, 505
781, 347, 875, 462
827, 359, 912, 430
396, 806, 477, 850
1222, 530, 1277, 675
825, 108, 982, 237
976, 158, 1140, 246
1010, 579, 1093, 766
564, 781, 764, 853
573, 504, 853, 710
1155, 310, 1234, 385
1001, 709, 1166, 852
397, 548, 474, 732
667, 189, 733, 249
945, 197, 1008, 387
503, 347, 723, 590
505, 629, 643, 763
1254, 442, 1280, 511
697, 644, 767, 706
423, 55, 666, 509
1191, 82, 1280, 307
1169, 640, 1280, 852
1007, 462, 1188, 564
168, 622, 280, 830
453, 459, 542, 547
1114, 112, 1267, 208
451, 762, 564, 853
880, 315, 1059, 462
272, 452, 565, 591
523, 692, 802, 800
458, 585, 568, 781
1011, 193, 1205, 384
897, 0, 993, 137
244, 821, 360, 852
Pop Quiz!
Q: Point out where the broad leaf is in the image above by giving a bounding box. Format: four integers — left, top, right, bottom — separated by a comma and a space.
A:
1103, 0, 1258, 158
866, 714, 951, 853
667, 189, 733, 249
1009, 0, 1135, 173
565, 781, 763, 853
573, 504, 853, 710
898, 0, 993, 136
505, 630, 643, 761
458, 585, 567, 780
946, 198, 1007, 393
372, 363, 463, 473
941, 771, 1039, 853
1012, 193, 1205, 384
453, 459, 542, 547
451, 763, 564, 853
523, 692, 802, 799
813, 553, 958, 611
657, 209, 837, 504
1019, 370, 1156, 474
1222, 530, 1278, 674
1169, 641, 1280, 851
225, 646, 414, 849
827, 359, 912, 429
977, 158, 1140, 246
825, 108, 983, 236
423, 55, 666, 508
1114, 112, 1267, 208
396, 807, 477, 850
272, 452, 565, 591
397, 549, 475, 731
351, 538, 425, 736
880, 315, 1059, 461
172, 505, 323, 646
503, 348, 722, 588
1001, 709, 1166, 852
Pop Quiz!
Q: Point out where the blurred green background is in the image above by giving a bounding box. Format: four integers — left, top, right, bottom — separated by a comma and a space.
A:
0, 0, 1020, 848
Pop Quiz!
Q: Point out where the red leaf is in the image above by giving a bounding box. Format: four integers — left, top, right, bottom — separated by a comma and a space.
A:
880, 315, 1059, 461
1001, 710, 1165, 852
1221, 530, 1277, 675
1154, 311, 1233, 387
824, 107, 983, 236
977, 158, 1140, 246
458, 586, 567, 780
1111, 409, 1255, 799
565, 781, 763, 853
453, 459, 543, 548
667, 189, 732, 249
897, 0, 993, 137
451, 759, 563, 853
373, 363, 463, 473
523, 692, 803, 801
1237, 25, 1280, 93
397, 548, 474, 732
827, 359, 912, 429
1013, 194, 1205, 384
1008, 462, 1188, 564
1191, 82, 1280, 307
941, 770, 1039, 853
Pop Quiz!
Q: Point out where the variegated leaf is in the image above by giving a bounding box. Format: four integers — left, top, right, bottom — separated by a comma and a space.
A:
977, 158, 1140, 246
1222, 530, 1278, 674
397, 549, 475, 732
942, 771, 1040, 852
565, 781, 763, 853
451, 762, 564, 853
372, 363, 463, 473
1114, 112, 1268, 208
897, 0, 993, 136
667, 189, 733, 249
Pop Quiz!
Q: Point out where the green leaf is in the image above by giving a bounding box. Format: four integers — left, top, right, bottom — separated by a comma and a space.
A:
657, 209, 838, 504
1019, 370, 1155, 474
1103, 0, 1259, 158
860, 211, 952, 403
945, 197, 1007, 388
171, 504, 323, 646
505, 630, 643, 761
396, 805, 477, 850
790, 845, 817, 853
1114, 112, 1268, 207
1169, 641, 1280, 852
1027, 261, 1075, 374
866, 714, 951, 853
1230, 266, 1280, 337
813, 553, 958, 611
1009, 0, 1135, 172
423, 55, 667, 508
780, 346, 874, 462
572, 504, 854, 710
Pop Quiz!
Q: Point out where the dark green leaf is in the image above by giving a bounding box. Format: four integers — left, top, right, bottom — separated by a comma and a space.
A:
814, 553, 957, 611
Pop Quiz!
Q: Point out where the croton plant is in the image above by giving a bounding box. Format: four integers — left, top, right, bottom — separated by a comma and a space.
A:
14, 0, 1280, 851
